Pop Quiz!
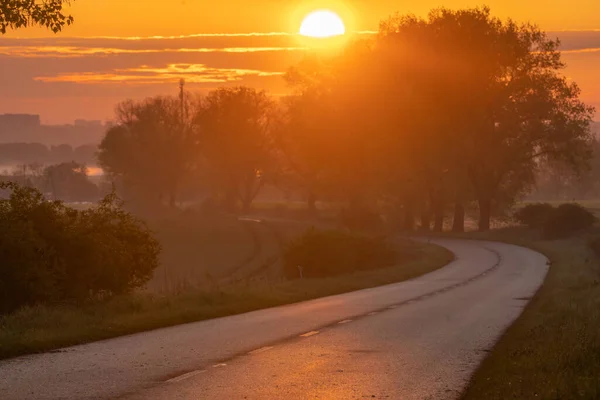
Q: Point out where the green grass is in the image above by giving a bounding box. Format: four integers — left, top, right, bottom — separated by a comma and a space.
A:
442, 227, 600, 399
0, 239, 452, 361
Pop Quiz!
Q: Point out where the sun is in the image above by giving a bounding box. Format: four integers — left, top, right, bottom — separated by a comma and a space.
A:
299, 10, 346, 38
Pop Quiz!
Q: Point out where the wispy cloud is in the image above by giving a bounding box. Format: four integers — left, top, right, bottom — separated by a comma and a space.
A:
34, 63, 284, 85
561, 47, 600, 54
0, 45, 308, 58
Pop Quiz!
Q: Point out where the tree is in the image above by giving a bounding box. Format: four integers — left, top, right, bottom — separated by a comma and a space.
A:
194, 87, 276, 213
1, 0, 73, 34
98, 95, 199, 212
44, 161, 98, 202
279, 59, 339, 215
10, 162, 44, 189
380, 7, 594, 231
0, 182, 160, 314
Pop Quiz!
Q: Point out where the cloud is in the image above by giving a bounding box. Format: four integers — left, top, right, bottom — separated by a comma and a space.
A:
34, 63, 285, 85
0, 45, 308, 58
1, 30, 599, 123
561, 47, 600, 54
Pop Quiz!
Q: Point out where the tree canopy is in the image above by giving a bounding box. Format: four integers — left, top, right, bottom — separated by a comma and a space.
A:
93, 7, 594, 231
1, 0, 73, 34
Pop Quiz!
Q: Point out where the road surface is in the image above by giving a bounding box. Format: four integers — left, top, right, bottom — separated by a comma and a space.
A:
0, 239, 548, 400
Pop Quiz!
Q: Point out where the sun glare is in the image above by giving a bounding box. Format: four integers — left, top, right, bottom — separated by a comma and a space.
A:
299, 10, 346, 38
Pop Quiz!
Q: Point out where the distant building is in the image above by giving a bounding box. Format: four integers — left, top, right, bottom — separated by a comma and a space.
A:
74, 119, 103, 128
0, 114, 41, 131
0, 114, 106, 146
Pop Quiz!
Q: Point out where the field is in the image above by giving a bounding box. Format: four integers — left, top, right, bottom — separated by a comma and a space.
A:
0, 235, 452, 360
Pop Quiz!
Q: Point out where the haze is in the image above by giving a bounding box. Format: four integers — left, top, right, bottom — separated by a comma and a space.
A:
1, 0, 600, 124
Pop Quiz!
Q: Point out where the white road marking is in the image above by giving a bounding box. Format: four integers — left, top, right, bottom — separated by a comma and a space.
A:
248, 346, 273, 355
368, 311, 379, 316
338, 319, 353, 324
213, 363, 227, 368
388, 305, 398, 309
300, 331, 319, 337
166, 369, 206, 383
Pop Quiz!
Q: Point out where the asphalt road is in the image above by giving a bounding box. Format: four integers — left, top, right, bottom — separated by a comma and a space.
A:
0, 239, 548, 400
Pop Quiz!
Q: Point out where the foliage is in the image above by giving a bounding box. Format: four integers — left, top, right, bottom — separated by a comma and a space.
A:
281, 7, 593, 232
542, 203, 597, 239
282, 228, 397, 279
0, 240, 451, 360
513, 203, 555, 228
0, 143, 98, 166
44, 161, 98, 202
194, 87, 277, 212
0, 0, 73, 34
0, 181, 160, 314
98, 95, 200, 211
93, 7, 594, 233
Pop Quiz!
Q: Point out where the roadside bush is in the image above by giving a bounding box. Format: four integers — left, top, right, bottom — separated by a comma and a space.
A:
513, 203, 555, 228
542, 203, 597, 239
0, 182, 161, 314
282, 228, 396, 279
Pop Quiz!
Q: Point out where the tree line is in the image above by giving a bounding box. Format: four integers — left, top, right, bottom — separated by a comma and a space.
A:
0, 143, 97, 166
98, 7, 595, 231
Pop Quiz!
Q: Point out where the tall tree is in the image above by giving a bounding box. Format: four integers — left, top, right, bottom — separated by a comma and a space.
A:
279, 58, 340, 215
380, 7, 594, 231
194, 87, 276, 213
1, 0, 73, 34
98, 95, 199, 211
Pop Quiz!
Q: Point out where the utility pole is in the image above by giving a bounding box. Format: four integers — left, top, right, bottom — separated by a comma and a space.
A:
179, 78, 185, 125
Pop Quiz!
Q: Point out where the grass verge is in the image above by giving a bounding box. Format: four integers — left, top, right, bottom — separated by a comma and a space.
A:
439, 227, 600, 399
0, 239, 452, 361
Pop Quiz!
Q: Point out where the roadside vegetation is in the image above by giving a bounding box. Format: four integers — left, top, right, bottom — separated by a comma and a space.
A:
458, 227, 600, 399
440, 205, 600, 399
0, 235, 451, 360
0, 182, 160, 315
1, 5, 599, 390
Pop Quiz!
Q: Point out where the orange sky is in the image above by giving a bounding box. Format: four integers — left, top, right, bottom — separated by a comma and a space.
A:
1, 1, 599, 123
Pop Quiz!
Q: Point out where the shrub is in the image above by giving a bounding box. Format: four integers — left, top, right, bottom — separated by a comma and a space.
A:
0, 182, 161, 314
282, 228, 396, 279
542, 203, 597, 239
514, 203, 555, 228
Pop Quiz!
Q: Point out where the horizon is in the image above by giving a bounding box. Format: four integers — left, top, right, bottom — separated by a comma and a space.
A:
1, 1, 600, 123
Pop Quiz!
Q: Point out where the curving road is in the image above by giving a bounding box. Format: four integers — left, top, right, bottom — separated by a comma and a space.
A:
0, 239, 548, 400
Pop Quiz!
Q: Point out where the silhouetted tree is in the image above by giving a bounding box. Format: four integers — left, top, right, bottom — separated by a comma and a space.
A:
279, 62, 339, 215
98, 96, 199, 212
380, 7, 594, 231
1, 0, 73, 34
194, 87, 276, 213
44, 161, 98, 202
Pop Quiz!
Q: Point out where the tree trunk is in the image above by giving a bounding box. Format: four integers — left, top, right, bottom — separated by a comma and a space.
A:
452, 202, 465, 232
478, 196, 492, 231
403, 197, 415, 231
225, 187, 237, 213
419, 200, 431, 231
433, 203, 444, 232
